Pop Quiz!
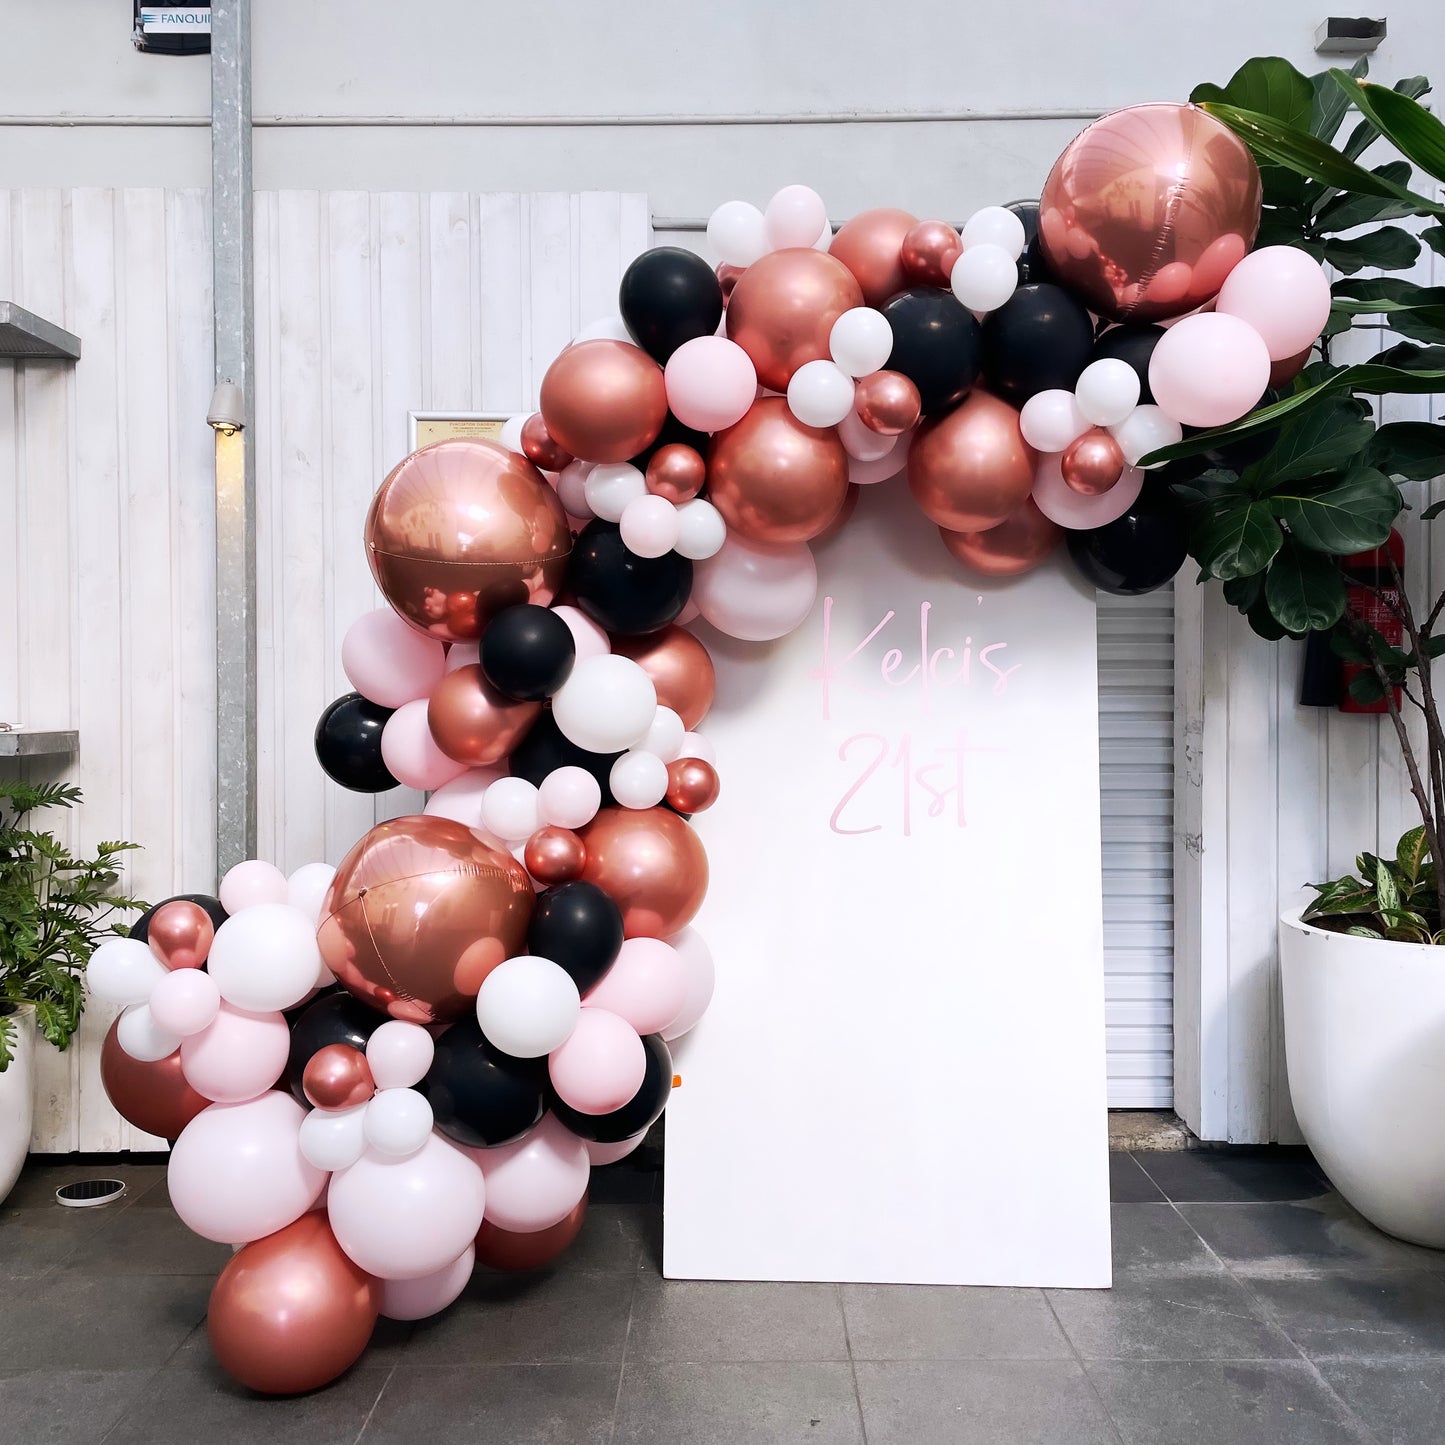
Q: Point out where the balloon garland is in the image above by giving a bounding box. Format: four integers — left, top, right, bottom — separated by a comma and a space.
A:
82, 100, 1332, 1394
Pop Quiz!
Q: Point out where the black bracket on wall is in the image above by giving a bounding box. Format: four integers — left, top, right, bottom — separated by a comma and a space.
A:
133, 2, 211, 55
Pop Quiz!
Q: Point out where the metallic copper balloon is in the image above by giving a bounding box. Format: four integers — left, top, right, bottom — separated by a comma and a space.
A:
828, 208, 919, 307
539, 339, 668, 463
145, 900, 214, 971
609, 626, 716, 730
705, 396, 849, 544
1060, 427, 1126, 495
427, 664, 542, 766
725, 249, 864, 392
854, 370, 922, 436
645, 443, 706, 504
365, 439, 572, 643
580, 807, 709, 939
907, 390, 1037, 532
900, 220, 964, 289
665, 757, 721, 814
524, 826, 588, 886
302, 1043, 376, 1111
475, 1193, 587, 1271
1270, 344, 1313, 390
318, 815, 535, 1023
715, 262, 745, 303
938, 499, 1063, 578
1039, 103, 1261, 323
99, 1016, 209, 1141
520, 412, 574, 472
208, 1212, 380, 1396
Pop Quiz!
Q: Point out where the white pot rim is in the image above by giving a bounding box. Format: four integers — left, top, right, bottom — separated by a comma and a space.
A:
1280, 904, 1445, 958
0, 1001, 36, 1020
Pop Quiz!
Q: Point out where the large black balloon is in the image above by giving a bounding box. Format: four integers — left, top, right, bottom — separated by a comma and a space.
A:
128, 893, 228, 946
509, 712, 621, 804
1066, 484, 1189, 596
981, 283, 1095, 406
881, 287, 982, 415
1091, 325, 1166, 405
631, 412, 710, 472
419, 1017, 547, 1148
549, 1033, 673, 1143
567, 520, 692, 636
527, 881, 624, 995
481, 604, 576, 702
619, 247, 725, 364
1002, 200, 1055, 287
285, 992, 385, 1105
314, 692, 397, 793
1198, 389, 1281, 472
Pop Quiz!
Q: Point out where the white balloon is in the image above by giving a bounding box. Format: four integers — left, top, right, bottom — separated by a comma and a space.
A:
87, 937, 165, 1007
286, 862, 336, 927
661, 926, 717, 1041
380, 1244, 474, 1321
552, 654, 657, 753
677, 731, 716, 767
584, 462, 647, 523
498, 414, 527, 454
812, 218, 834, 252
674, 498, 727, 560
476, 955, 581, 1058
950, 244, 1017, 313
424, 766, 506, 828
444, 641, 480, 673
367, 1019, 436, 1090
551, 605, 611, 664
1111, 404, 1184, 469
575, 316, 632, 344
218, 859, 289, 914
364, 1088, 435, 1158
538, 766, 603, 830
116, 1003, 183, 1062
555, 459, 595, 520
765, 184, 828, 250
828, 307, 893, 378
633, 705, 685, 761
610, 751, 670, 810
1075, 358, 1142, 427
962, 205, 1026, 260
707, 199, 769, 267
1019, 389, 1090, 454
620, 494, 681, 559
787, 359, 856, 428
693, 535, 818, 641
479, 776, 541, 842
206, 903, 324, 1013
299, 1103, 368, 1172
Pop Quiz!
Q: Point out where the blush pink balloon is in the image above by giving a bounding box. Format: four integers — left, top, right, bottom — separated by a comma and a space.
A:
180, 1002, 292, 1103
765, 185, 828, 249
585, 1133, 647, 1166
423, 767, 507, 829
1032, 451, 1144, 530
664, 336, 758, 433
380, 698, 469, 792
467, 1113, 589, 1233
692, 534, 818, 642
342, 607, 448, 709
147, 967, 221, 1038
660, 926, 716, 1041
1147, 313, 1271, 428
380, 1243, 475, 1321
548, 1008, 646, 1115
584, 937, 689, 1035
218, 859, 289, 915
551, 605, 611, 664
445, 641, 480, 673
848, 429, 912, 487
1215, 245, 1332, 361
837, 408, 896, 462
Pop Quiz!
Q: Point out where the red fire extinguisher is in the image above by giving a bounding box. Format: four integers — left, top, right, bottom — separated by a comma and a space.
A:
1339, 528, 1405, 714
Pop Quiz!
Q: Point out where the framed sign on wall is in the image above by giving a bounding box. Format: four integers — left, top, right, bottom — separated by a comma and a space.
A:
407, 412, 509, 451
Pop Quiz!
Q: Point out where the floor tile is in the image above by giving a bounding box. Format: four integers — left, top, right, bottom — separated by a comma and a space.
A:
1135, 1150, 1327, 1204
1318, 1359, 1445, 1444
841, 1283, 1073, 1360
588, 1157, 658, 1206
1087, 1359, 1370, 1444
853, 1359, 1118, 1445
1249, 1270, 1445, 1361
0, 1204, 105, 1278
615, 1361, 863, 1444
2, 1161, 166, 1210
627, 1276, 847, 1362
361, 1363, 617, 1444
1111, 1154, 1167, 1203
0, 1368, 153, 1445
559, 1201, 649, 1273
53, 1203, 232, 1276
1109, 1203, 1222, 1276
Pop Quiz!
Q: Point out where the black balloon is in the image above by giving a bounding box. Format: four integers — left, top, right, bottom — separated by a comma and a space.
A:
881, 287, 982, 415
1066, 484, 1189, 596
480, 604, 576, 702
314, 692, 397, 793
631, 412, 710, 472
285, 992, 384, 1105
619, 247, 725, 364
418, 1017, 546, 1148
1199, 389, 1281, 472
548, 1034, 673, 1144
981, 283, 1095, 406
509, 712, 621, 804
1002, 200, 1055, 286
1091, 325, 1166, 405
128, 893, 228, 946
567, 520, 692, 635
527, 881, 624, 995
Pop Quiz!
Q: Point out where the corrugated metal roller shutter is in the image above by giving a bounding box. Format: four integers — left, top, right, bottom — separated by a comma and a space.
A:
1097, 592, 1174, 1108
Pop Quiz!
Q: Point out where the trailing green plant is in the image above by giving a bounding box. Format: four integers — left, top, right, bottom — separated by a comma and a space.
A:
1302, 825, 1442, 941
0, 780, 143, 1070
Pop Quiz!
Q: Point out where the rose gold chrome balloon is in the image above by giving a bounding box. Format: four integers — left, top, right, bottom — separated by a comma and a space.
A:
907, 391, 1037, 532
828, 208, 919, 307
938, 499, 1062, 578
706, 397, 849, 544
665, 758, 721, 815
523, 826, 588, 886
900, 220, 963, 288
301, 1043, 376, 1111
580, 807, 708, 939
475, 1194, 587, 1270
645, 443, 706, 504
854, 370, 922, 436
715, 263, 745, 304
365, 439, 572, 643
427, 664, 541, 766
1060, 428, 1126, 495
1039, 103, 1261, 323
318, 815, 534, 1023
1270, 345, 1313, 390
815, 482, 861, 542
609, 626, 716, 730
145, 900, 214, 971
725, 249, 864, 392
100, 1017, 209, 1141
520, 412, 574, 472
539, 339, 668, 463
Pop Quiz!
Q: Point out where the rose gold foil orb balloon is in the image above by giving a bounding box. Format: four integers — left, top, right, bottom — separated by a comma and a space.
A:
939, 499, 1062, 579
318, 815, 535, 1023
365, 439, 572, 644
580, 807, 709, 939
1039, 103, 1261, 323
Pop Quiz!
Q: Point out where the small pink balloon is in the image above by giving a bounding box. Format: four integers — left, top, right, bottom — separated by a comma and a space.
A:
342, 607, 448, 709
664, 336, 758, 433
548, 1008, 646, 1115
380, 1243, 475, 1321
423, 767, 507, 829
180, 1002, 292, 1104
551, 605, 611, 664
366, 1019, 436, 1090
148, 967, 221, 1038
660, 926, 716, 1041
1148, 313, 1271, 428
585, 1133, 647, 1166
1216, 245, 1332, 362
468, 1113, 589, 1233
584, 937, 689, 1035
445, 641, 480, 674
765, 184, 828, 250
848, 429, 912, 486
218, 859, 288, 915
1032, 451, 1144, 530
380, 698, 469, 792
837, 408, 896, 462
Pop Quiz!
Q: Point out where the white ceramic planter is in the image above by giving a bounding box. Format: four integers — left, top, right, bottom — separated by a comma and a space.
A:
1281, 909, 1445, 1247
0, 1003, 36, 1204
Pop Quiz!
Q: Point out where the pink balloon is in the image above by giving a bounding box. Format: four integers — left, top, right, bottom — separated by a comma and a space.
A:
467, 1113, 589, 1233
147, 967, 221, 1038
168, 1092, 326, 1244
380, 698, 469, 792
693, 534, 818, 642
660, 926, 716, 1041
342, 607, 448, 709
1032, 451, 1144, 531
366, 1019, 436, 1090
445, 641, 480, 674
837, 408, 896, 462
218, 859, 288, 914
423, 766, 507, 828
1216, 246, 1332, 362
380, 1243, 474, 1321
548, 1008, 646, 1115
585, 1132, 647, 1166
664, 336, 758, 433
551, 605, 611, 664
180, 1002, 291, 1103
848, 429, 912, 486
584, 937, 688, 1035
765, 185, 828, 249
1147, 313, 1272, 428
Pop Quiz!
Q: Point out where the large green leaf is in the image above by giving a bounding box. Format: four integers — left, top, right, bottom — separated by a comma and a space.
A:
1314, 164, 1421, 230
1267, 467, 1402, 553
1310, 57, 1368, 141
1323, 227, 1423, 274
1365, 422, 1445, 481
1390, 309, 1445, 345
1266, 537, 1347, 631
1193, 499, 1284, 581
1337, 73, 1445, 184
1197, 57, 1315, 131
1427, 226, 1445, 260
1249, 402, 1374, 485
1331, 277, 1445, 313
1398, 824, 1430, 882
1339, 75, 1433, 162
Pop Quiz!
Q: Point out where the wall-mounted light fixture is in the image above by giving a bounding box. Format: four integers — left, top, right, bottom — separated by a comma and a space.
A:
1314, 17, 1387, 55
207, 380, 245, 435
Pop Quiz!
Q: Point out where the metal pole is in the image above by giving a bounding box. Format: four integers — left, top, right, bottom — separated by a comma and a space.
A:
211, 0, 257, 874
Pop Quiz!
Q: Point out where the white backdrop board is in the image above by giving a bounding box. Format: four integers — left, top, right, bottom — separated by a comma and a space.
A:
665, 483, 1112, 1287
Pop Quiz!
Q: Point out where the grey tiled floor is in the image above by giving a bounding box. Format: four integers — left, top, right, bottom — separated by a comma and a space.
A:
3, 1146, 1443, 1442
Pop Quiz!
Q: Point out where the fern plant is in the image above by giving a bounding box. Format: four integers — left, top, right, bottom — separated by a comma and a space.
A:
0, 780, 143, 1071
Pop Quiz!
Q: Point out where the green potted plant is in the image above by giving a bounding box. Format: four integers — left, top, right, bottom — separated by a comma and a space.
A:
1149, 55, 1445, 1243
0, 780, 142, 1201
